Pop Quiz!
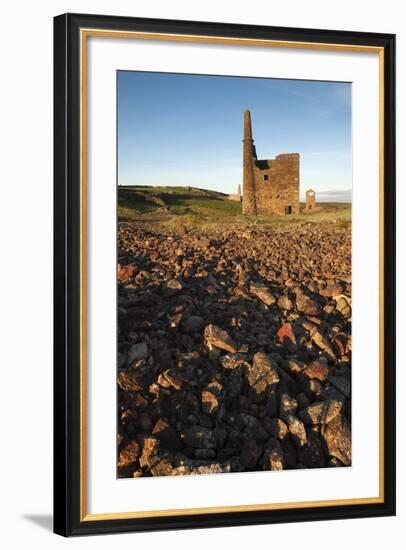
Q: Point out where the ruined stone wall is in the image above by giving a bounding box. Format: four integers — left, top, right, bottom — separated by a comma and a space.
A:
304, 189, 316, 212
253, 153, 300, 215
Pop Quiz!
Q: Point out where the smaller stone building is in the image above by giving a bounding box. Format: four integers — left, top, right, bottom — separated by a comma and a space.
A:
304, 189, 317, 212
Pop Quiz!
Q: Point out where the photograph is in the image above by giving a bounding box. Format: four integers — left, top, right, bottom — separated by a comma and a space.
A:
116, 71, 352, 478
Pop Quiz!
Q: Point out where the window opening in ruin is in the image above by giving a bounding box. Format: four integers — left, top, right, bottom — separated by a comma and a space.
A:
264, 174, 269, 182
285, 205, 292, 215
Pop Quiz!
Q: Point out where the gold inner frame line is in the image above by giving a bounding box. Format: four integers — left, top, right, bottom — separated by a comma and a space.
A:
79, 27, 385, 522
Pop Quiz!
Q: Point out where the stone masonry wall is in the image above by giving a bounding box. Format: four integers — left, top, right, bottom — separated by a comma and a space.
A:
305, 189, 316, 211
253, 153, 300, 215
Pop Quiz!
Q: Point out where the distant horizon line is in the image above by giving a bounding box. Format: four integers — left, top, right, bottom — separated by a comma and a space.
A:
117, 183, 352, 203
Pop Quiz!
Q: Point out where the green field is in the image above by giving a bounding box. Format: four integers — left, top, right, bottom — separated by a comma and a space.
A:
118, 185, 351, 229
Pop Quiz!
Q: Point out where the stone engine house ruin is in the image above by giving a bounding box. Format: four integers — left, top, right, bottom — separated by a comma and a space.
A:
305, 189, 316, 211
242, 110, 300, 216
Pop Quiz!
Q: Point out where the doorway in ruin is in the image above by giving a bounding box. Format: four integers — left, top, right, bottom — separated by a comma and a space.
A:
285, 205, 292, 214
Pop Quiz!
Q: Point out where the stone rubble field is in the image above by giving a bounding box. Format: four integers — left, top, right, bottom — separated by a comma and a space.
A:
117, 220, 351, 477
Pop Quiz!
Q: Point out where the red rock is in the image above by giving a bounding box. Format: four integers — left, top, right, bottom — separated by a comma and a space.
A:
277, 322, 298, 353
117, 264, 137, 283
303, 357, 329, 381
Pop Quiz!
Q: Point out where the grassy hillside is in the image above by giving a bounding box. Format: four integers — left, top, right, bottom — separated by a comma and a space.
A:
118, 186, 242, 218
118, 185, 351, 229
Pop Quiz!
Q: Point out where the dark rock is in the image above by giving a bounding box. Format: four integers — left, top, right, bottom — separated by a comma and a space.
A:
127, 342, 148, 364
183, 426, 215, 449
240, 413, 269, 441
281, 438, 297, 467
298, 430, 325, 468
152, 418, 183, 451
266, 418, 289, 440
182, 315, 205, 333
218, 447, 239, 462
328, 375, 351, 398
296, 392, 311, 409
226, 367, 244, 397
240, 438, 261, 468
194, 449, 216, 459
265, 390, 278, 417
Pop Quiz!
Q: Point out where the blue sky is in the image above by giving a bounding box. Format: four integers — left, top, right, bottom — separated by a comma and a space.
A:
117, 71, 352, 202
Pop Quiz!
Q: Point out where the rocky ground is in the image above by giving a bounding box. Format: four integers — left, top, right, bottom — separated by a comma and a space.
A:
117, 220, 352, 477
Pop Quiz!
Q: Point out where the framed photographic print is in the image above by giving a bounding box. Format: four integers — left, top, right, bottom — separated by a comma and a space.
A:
53, 13, 396, 536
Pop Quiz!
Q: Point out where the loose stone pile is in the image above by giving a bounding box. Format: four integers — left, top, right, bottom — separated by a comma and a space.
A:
117, 221, 351, 477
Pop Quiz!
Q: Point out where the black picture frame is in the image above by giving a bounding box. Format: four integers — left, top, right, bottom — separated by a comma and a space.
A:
54, 12, 396, 537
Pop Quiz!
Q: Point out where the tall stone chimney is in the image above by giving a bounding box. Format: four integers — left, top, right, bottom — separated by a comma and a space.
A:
242, 110, 257, 215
